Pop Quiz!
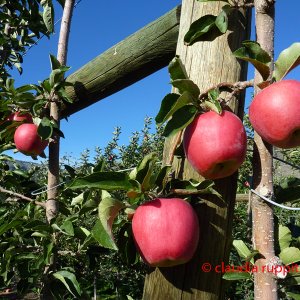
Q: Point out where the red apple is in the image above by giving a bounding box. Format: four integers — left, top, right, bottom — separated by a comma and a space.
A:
132, 198, 199, 267
7, 111, 33, 123
249, 80, 300, 148
183, 110, 247, 180
14, 123, 48, 156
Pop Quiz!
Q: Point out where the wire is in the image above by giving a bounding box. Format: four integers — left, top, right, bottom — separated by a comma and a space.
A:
250, 189, 300, 211
23, 0, 83, 57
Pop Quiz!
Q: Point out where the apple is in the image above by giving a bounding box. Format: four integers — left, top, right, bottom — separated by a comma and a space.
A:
249, 80, 300, 148
7, 111, 33, 123
14, 123, 48, 156
183, 110, 247, 180
132, 198, 199, 267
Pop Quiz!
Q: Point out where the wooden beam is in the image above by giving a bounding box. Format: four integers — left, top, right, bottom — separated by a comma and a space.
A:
142, 1, 251, 299
61, 6, 181, 118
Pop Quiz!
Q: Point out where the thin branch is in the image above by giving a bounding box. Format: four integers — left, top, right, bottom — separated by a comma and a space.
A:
0, 186, 45, 207
199, 79, 254, 101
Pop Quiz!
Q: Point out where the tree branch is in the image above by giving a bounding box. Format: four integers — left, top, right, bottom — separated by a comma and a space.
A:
0, 186, 45, 208
199, 80, 254, 101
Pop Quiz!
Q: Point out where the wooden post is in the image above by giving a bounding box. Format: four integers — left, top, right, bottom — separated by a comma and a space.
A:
61, 6, 181, 118
142, 1, 251, 299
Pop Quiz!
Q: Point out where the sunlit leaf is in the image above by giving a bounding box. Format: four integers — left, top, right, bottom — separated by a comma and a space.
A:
273, 43, 300, 81
233, 41, 271, 80
184, 15, 217, 46
168, 56, 188, 81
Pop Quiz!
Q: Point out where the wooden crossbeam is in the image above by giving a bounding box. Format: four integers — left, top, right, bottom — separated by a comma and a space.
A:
61, 6, 181, 118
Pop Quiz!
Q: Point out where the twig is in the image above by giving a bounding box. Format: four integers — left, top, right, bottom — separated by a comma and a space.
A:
0, 186, 45, 207
199, 80, 254, 101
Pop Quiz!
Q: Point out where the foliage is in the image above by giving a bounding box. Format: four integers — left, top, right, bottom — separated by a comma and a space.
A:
0, 0, 59, 79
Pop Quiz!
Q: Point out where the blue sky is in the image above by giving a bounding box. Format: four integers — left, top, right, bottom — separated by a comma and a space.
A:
9, 0, 300, 162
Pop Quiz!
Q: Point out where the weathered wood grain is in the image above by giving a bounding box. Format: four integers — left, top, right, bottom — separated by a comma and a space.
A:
61, 6, 181, 118
142, 1, 251, 299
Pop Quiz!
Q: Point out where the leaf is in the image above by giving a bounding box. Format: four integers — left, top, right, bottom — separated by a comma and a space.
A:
287, 293, 300, 300
279, 225, 292, 251
163, 105, 197, 137
155, 165, 172, 191
43, 242, 53, 264
155, 93, 180, 125
215, 5, 233, 34
37, 117, 53, 140
184, 15, 217, 46
171, 80, 200, 98
61, 220, 74, 236
222, 272, 251, 281
168, 56, 188, 81
49, 54, 61, 70
91, 219, 118, 250
275, 177, 300, 204
98, 191, 125, 249
52, 270, 81, 298
203, 88, 222, 114
232, 240, 251, 259
136, 152, 158, 191
42, 3, 54, 33
280, 247, 300, 265
233, 41, 271, 80
273, 43, 300, 81
159, 92, 194, 124
49, 69, 64, 88
68, 172, 132, 191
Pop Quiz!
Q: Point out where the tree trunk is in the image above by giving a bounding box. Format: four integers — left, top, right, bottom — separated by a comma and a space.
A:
251, 1, 277, 299
142, 1, 251, 299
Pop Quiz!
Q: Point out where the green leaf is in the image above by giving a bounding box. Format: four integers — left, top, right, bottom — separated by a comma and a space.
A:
171, 80, 200, 98
49, 69, 64, 88
163, 105, 197, 137
203, 89, 222, 114
215, 5, 233, 34
273, 43, 300, 81
279, 225, 292, 251
42, 3, 54, 33
0, 219, 23, 236
287, 293, 300, 300
222, 271, 251, 281
233, 240, 251, 259
37, 117, 53, 140
280, 247, 300, 265
49, 54, 61, 70
68, 172, 132, 190
168, 56, 188, 81
155, 93, 180, 125
136, 152, 158, 191
184, 15, 217, 46
98, 191, 125, 248
52, 270, 81, 298
155, 165, 172, 191
275, 177, 300, 204
91, 219, 118, 250
71, 193, 84, 206
165, 92, 195, 121
233, 41, 271, 81
43, 242, 53, 265
61, 220, 74, 236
